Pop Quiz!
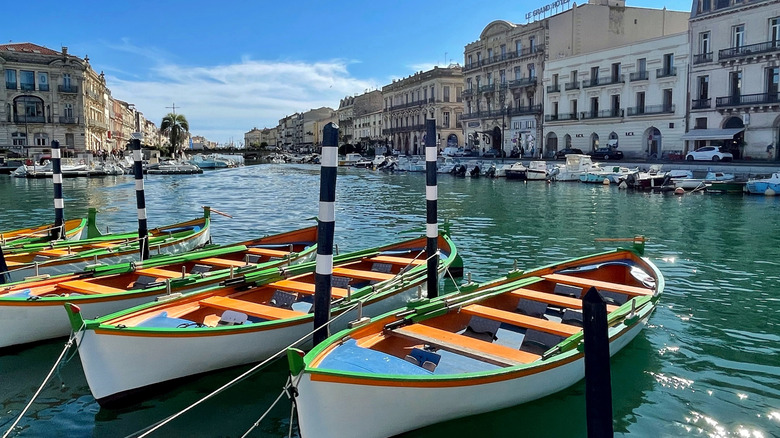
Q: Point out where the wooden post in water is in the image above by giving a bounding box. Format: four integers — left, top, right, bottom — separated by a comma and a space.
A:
50, 140, 65, 240
131, 136, 150, 260
583, 286, 614, 437
313, 122, 339, 345
424, 119, 439, 298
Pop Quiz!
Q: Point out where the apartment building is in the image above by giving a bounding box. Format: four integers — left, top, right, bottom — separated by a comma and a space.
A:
462, 0, 689, 156
543, 32, 689, 159
353, 90, 383, 149
382, 65, 463, 155
337, 96, 354, 145
245, 127, 278, 148
686, 0, 780, 160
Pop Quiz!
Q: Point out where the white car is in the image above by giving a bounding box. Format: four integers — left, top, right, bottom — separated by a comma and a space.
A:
685, 146, 733, 162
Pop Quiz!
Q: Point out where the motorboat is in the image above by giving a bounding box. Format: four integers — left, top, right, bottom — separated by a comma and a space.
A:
526, 161, 549, 181
745, 172, 780, 195
505, 162, 527, 180
553, 154, 602, 182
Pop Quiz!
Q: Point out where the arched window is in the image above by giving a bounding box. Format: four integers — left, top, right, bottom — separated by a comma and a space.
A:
12, 132, 27, 146
34, 133, 49, 146
13, 96, 44, 123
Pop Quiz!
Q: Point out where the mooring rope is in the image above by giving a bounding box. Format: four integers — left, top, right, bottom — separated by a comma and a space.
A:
128, 299, 365, 438
238, 376, 293, 438
1, 331, 80, 438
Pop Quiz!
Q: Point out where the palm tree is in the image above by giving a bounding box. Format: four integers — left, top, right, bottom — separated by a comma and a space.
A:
160, 113, 189, 157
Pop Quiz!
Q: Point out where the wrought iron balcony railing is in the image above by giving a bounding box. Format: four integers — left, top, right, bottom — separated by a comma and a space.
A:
693, 52, 713, 64
716, 92, 780, 107
656, 67, 677, 78
629, 71, 649, 81
547, 84, 560, 93
564, 81, 579, 90
691, 98, 711, 109
58, 85, 78, 93
626, 104, 675, 116
13, 115, 45, 123
719, 40, 780, 60
580, 109, 623, 119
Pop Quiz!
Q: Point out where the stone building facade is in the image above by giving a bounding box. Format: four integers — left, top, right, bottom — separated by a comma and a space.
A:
382, 65, 463, 155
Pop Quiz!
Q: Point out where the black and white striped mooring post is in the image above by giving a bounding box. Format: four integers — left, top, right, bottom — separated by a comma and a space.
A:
50, 140, 65, 240
425, 119, 439, 298
313, 122, 339, 346
131, 135, 150, 261
583, 286, 614, 437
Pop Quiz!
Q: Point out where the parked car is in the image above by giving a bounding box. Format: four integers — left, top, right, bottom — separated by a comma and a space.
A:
554, 148, 584, 159
588, 148, 624, 160
483, 149, 500, 158
685, 146, 733, 162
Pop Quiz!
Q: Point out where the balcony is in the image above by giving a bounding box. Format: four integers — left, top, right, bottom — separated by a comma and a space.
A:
545, 113, 578, 122
719, 40, 780, 61
580, 109, 623, 119
463, 45, 545, 72
629, 71, 649, 81
583, 75, 624, 88
58, 85, 78, 93
656, 67, 677, 78
564, 81, 580, 91
88, 119, 109, 131
716, 92, 780, 108
508, 76, 537, 89
13, 115, 45, 123
462, 89, 474, 98
693, 52, 713, 64
691, 98, 711, 110
626, 104, 675, 116
20, 83, 35, 91
547, 84, 560, 93
5, 82, 16, 90
478, 83, 495, 93
39, 84, 49, 91
59, 116, 79, 124
507, 104, 542, 116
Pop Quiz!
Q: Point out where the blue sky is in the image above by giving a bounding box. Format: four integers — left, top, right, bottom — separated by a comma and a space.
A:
5, 0, 692, 144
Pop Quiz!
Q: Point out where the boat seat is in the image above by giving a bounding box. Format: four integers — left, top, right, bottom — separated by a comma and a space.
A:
190, 264, 212, 275
332, 267, 395, 282
520, 329, 566, 356
516, 298, 548, 319
368, 255, 425, 267
270, 290, 297, 309
404, 347, 441, 372
246, 247, 289, 258
245, 254, 262, 264
599, 290, 629, 306
200, 296, 304, 320
542, 273, 653, 297
269, 279, 349, 299
136, 311, 199, 328
332, 276, 351, 289
217, 310, 249, 326
509, 287, 618, 313
33, 255, 50, 262
199, 257, 251, 268
36, 249, 70, 257
393, 323, 540, 367
131, 275, 163, 290
460, 304, 580, 338
462, 315, 501, 342
59, 280, 125, 295
137, 267, 182, 279
553, 283, 581, 298
371, 262, 393, 274
561, 309, 584, 327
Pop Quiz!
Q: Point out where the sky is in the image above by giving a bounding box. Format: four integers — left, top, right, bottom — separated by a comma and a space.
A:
5, 0, 692, 145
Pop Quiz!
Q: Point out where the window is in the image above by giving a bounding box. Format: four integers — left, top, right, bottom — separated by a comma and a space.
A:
467, 78, 472, 90
34, 133, 49, 146
500, 44, 506, 59
730, 71, 742, 97
443, 112, 450, 128
63, 73, 71, 87
14, 96, 44, 120
529, 36, 536, 52
476, 75, 481, 88
487, 72, 492, 85
767, 67, 779, 95
772, 18, 780, 43
468, 54, 473, 66
514, 67, 521, 80
499, 69, 506, 85
571, 99, 578, 115
590, 97, 599, 116
487, 48, 493, 60
12, 132, 27, 146
663, 53, 674, 73
20, 70, 35, 91
528, 63, 535, 78
636, 92, 646, 113
611, 94, 620, 116
698, 76, 709, 99
663, 89, 673, 111
65, 133, 74, 147
476, 52, 482, 64
700, 0, 710, 12
5, 69, 16, 89
38, 72, 49, 91
456, 86, 462, 101
637, 58, 646, 73
423, 88, 427, 101
700, 32, 710, 54
732, 24, 745, 48
553, 101, 559, 116
430, 85, 434, 99
590, 66, 599, 80
516, 40, 522, 54
443, 86, 450, 102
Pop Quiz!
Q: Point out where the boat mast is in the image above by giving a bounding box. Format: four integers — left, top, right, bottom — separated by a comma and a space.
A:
50, 140, 65, 240
425, 119, 439, 298
131, 135, 150, 260
313, 122, 339, 345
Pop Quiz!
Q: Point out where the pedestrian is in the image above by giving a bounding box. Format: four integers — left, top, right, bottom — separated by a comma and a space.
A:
520, 146, 524, 157
530, 146, 535, 158
767, 144, 774, 160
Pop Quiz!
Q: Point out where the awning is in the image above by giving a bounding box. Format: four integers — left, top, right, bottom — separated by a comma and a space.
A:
680, 128, 745, 141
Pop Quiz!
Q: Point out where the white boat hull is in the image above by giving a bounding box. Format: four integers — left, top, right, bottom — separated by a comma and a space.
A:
76, 283, 422, 402
295, 313, 650, 438
6, 229, 210, 283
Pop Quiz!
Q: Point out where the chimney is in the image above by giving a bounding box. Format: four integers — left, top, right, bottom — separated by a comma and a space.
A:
62, 46, 68, 56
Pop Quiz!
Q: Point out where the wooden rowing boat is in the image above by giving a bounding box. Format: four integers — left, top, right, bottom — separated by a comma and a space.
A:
1, 217, 88, 248
1, 208, 212, 283
287, 241, 662, 438
65, 233, 462, 405
0, 226, 317, 349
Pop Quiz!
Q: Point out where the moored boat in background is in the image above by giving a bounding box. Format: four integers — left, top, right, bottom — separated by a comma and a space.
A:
745, 172, 780, 195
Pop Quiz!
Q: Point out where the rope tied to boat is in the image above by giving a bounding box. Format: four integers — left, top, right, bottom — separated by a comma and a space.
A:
1, 326, 82, 438
127, 299, 366, 438
239, 375, 301, 438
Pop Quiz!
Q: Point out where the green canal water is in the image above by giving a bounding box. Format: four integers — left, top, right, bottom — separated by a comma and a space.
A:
1, 165, 779, 437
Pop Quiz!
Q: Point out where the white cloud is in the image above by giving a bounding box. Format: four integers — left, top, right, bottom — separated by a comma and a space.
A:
106, 58, 376, 144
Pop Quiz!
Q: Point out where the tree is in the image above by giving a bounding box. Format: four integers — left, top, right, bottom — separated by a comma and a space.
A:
160, 113, 189, 157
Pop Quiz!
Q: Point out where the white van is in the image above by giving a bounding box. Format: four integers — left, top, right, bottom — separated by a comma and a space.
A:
442, 147, 464, 157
